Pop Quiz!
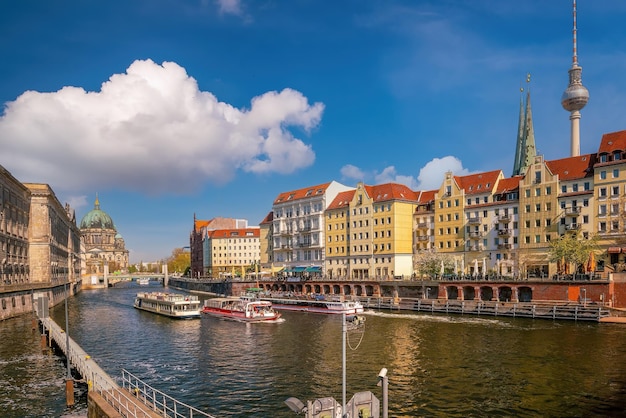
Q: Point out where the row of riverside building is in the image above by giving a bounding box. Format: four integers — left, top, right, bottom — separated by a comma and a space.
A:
0, 165, 82, 320
190, 129, 626, 282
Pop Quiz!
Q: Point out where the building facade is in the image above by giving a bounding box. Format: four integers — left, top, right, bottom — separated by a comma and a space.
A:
79, 195, 129, 275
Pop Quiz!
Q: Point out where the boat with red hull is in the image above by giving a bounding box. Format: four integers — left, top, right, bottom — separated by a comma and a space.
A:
201, 297, 282, 322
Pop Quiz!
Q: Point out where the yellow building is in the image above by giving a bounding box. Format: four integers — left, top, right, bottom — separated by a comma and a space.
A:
325, 190, 354, 280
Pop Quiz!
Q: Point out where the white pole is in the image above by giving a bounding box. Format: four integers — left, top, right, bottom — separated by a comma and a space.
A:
342, 312, 346, 417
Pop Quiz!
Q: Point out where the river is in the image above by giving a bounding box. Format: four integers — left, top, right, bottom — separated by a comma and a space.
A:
1, 283, 626, 417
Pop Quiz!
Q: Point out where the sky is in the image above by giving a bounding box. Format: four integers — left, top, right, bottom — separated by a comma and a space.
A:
1, 1, 626, 263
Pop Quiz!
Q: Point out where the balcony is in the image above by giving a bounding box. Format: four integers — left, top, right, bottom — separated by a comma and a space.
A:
497, 229, 511, 236
468, 217, 481, 225
416, 222, 429, 229
417, 236, 430, 242
565, 223, 581, 231
468, 231, 483, 239
468, 245, 483, 252
498, 214, 510, 222
564, 207, 581, 216
498, 243, 512, 250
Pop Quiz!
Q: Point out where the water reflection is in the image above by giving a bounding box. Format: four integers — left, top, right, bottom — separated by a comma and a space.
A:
2, 285, 625, 417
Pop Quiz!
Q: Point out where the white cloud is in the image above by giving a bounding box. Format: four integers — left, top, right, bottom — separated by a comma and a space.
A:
415, 156, 471, 190
216, 0, 242, 15
342, 156, 471, 191
0, 59, 323, 194
340, 164, 366, 181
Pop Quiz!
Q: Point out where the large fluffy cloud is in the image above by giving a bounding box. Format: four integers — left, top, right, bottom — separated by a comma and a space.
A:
340, 155, 471, 190
0, 59, 323, 194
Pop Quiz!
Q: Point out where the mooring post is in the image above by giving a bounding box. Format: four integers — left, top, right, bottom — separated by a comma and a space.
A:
66, 378, 74, 406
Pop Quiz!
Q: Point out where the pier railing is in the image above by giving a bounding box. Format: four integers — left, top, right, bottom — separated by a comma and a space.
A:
121, 369, 216, 418
39, 316, 215, 417
358, 298, 612, 321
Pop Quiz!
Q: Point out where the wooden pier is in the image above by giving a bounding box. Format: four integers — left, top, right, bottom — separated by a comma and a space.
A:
37, 310, 215, 417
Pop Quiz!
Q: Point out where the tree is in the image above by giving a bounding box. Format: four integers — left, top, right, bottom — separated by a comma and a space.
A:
414, 249, 454, 279
549, 233, 598, 275
167, 248, 191, 275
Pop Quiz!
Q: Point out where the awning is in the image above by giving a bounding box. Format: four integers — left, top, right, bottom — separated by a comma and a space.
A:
293, 266, 306, 273
305, 266, 322, 272
608, 247, 621, 254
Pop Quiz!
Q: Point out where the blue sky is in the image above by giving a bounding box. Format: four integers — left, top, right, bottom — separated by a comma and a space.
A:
1, 0, 626, 263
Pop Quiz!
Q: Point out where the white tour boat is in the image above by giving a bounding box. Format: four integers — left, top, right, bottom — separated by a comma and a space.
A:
260, 297, 364, 315
201, 297, 282, 322
134, 292, 201, 319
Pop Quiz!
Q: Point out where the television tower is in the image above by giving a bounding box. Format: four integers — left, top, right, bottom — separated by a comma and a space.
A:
561, 0, 589, 157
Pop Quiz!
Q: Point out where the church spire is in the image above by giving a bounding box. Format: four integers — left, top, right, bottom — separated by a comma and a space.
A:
94, 193, 100, 210
512, 74, 536, 176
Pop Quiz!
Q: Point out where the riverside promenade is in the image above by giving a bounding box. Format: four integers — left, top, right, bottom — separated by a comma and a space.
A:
37, 300, 215, 418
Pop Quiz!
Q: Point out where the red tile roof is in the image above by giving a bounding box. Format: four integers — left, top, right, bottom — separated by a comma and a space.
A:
495, 176, 521, 194
454, 170, 501, 195
273, 182, 331, 204
545, 154, 595, 181
327, 190, 355, 210
417, 189, 437, 203
598, 130, 626, 154
367, 183, 419, 202
259, 211, 273, 225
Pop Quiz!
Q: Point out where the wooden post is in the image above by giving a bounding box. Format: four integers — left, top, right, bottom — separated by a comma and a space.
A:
65, 378, 74, 406
40, 333, 47, 350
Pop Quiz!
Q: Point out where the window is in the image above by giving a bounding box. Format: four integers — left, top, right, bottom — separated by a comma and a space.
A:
614, 169, 620, 178
525, 220, 530, 228
535, 219, 541, 227
525, 189, 531, 198
546, 202, 552, 211
561, 185, 567, 193
535, 235, 541, 243
583, 199, 589, 207
525, 236, 530, 244
546, 186, 551, 195
467, 198, 472, 205
535, 171, 541, 184
535, 188, 541, 197
599, 205, 607, 216
613, 186, 620, 196
584, 182, 590, 191
525, 205, 531, 213
599, 188, 607, 198
546, 219, 551, 227
535, 203, 541, 212
600, 171, 607, 180
583, 215, 589, 224
599, 222, 606, 232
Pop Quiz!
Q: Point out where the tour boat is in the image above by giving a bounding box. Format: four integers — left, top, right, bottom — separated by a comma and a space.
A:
134, 292, 201, 319
201, 297, 282, 322
137, 277, 150, 285
260, 297, 364, 315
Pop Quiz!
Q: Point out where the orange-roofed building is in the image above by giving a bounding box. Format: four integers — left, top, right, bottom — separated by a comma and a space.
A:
205, 227, 261, 279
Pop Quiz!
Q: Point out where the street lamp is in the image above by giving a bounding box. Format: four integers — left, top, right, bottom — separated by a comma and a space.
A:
64, 281, 74, 406
377, 368, 388, 418
581, 288, 587, 307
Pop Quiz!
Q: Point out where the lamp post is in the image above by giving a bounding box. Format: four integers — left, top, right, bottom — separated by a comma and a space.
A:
378, 368, 388, 418
64, 281, 74, 406
581, 288, 587, 307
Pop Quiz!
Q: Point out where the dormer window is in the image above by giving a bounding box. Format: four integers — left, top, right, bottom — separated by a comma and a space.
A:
614, 152, 622, 161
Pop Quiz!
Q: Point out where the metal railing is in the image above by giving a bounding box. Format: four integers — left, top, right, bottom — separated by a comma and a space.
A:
121, 369, 216, 418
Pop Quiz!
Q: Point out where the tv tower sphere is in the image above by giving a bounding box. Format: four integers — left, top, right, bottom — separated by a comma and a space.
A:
561, 65, 589, 112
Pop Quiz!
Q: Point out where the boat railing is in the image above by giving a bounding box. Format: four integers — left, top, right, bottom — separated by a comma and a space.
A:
121, 369, 216, 418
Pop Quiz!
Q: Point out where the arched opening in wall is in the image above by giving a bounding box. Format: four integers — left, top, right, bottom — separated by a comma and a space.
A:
447, 286, 459, 300
463, 286, 475, 300
1, 299, 5, 309
11, 297, 15, 308
498, 287, 513, 302
518, 287, 533, 302
21, 295, 26, 305
314, 285, 321, 293
305, 285, 312, 294
354, 286, 363, 296
480, 286, 493, 301
365, 285, 375, 296
343, 285, 352, 296
333, 285, 340, 295
323, 285, 331, 294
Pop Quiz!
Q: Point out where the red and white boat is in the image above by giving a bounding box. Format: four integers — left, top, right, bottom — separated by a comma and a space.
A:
260, 297, 364, 315
201, 297, 282, 322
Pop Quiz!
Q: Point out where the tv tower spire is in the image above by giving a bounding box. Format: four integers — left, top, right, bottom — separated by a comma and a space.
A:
561, 0, 589, 157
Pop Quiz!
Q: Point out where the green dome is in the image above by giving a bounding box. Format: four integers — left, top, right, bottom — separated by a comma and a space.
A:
80, 195, 115, 230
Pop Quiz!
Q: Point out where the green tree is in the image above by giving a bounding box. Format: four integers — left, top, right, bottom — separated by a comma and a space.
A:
549, 233, 598, 275
167, 248, 191, 275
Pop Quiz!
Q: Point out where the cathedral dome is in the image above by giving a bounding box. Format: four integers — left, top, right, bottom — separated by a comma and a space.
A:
79, 195, 115, 230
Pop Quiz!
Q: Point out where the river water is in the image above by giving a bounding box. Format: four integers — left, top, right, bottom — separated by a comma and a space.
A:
1, 284, 626, 417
